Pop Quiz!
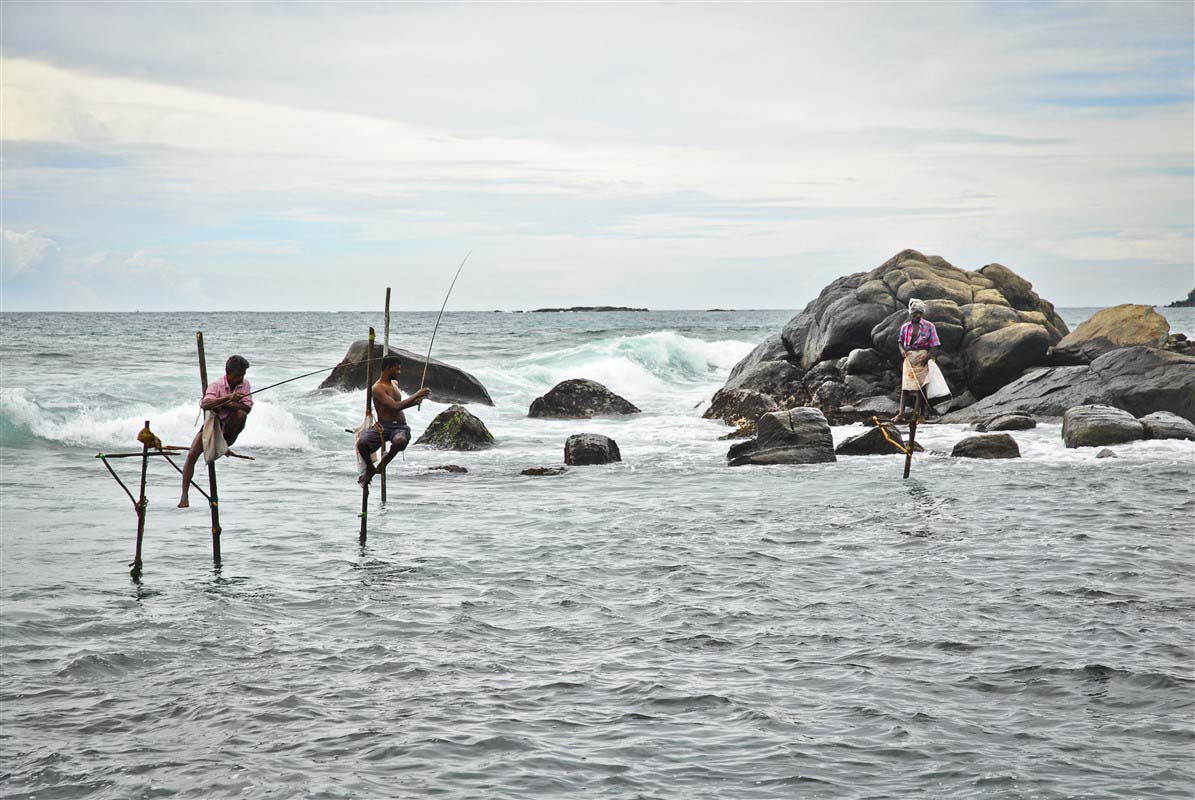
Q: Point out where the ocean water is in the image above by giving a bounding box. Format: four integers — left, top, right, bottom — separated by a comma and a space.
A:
1, 307, 1193, 799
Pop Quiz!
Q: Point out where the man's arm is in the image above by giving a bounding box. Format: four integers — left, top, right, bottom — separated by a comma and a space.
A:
395, 388, 431, 410
371, 382, 404, 415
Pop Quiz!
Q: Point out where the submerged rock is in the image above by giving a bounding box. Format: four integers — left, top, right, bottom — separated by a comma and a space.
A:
1095, 448, 1118, 459
320, 340, 493, 405
529, 379, 640, 419
727, 408, 836, 466
703, 388, 779, 428
428, 464, 468, 473
970, 413, 1037, 432
1062, 405, 1145, 448
835, 423, 907, 456
564, 434, 622, 465
1139, 411, 1195, 441
521, 466, 568, 476
414, 405, 495, 450
950, 433, 1021, 459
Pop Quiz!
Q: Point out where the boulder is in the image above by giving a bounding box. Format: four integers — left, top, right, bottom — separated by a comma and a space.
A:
1050, 304, 1170, 364
703, 388, 779, 428
727, 334, 789, 382
1139, 411, 1195, 441
844, 347, 887, 374
1062, 405, 1145, 448
970, 413, 1037, 432
965, 323, 1054, 398
727, 408, 837, 466
320, 341, 494, 405
521, 466, 568, 476
564, 434, 622, 465
529, 379, 640, 419
854, 394, 901, 418
951, 433, 1021, 459
835, 423, 908, 456
716, 358, 808, 409
1089, 346, 1195, 422
414, 405, 495, 450
428, 464, 467, 473
1095, 448, 1117, 459
944, 367, 1113, 422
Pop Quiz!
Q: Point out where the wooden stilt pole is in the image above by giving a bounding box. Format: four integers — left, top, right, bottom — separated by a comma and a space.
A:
381, 288, 391, 505
196, 332, 222, 564
903, 393, 922, 480
131, 421, 151, 580
360, 327, 376, 541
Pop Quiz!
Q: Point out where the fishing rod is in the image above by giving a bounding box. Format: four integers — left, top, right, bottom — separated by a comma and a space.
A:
418, 250, 473, 407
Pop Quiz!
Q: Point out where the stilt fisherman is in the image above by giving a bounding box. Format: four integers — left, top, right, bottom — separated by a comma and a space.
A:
893, 299, 940, 423
179, 355, 252, 508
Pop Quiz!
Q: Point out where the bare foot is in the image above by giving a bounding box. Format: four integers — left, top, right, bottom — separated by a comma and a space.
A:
178, 496, 190, 508
357, 466, 374, 488
890, 415, 907, 424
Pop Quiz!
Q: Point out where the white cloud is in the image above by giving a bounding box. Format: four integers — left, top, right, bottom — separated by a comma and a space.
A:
1, 229, 60, 276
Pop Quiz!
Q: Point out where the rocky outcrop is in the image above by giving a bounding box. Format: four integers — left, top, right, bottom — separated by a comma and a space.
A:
529, 379, 640, 419
320, 341, 494, 406
969, 413, 1036, 432
703, 389, 780, 429
727, 408, 836, 466
834, 423, 907, 456
521, 466, 568, 476
1062, 405, 1145, 448
946, 346, 1195, 423
951, 433, 1021, 459
1049, 304, 1170, 364
428, 464, 467, 473
564, 434, 622, 465
1164, 289, 1195, 308
414, 405, 495, 450
1139, 411, 1195, 441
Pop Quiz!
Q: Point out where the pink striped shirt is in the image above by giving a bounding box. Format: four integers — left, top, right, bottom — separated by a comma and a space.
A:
203, 374, 252, 427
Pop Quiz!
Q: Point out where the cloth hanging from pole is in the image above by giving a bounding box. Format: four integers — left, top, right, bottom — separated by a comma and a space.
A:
202, 411, 229, 464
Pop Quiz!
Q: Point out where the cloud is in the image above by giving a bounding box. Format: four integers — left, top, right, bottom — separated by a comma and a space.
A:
1, 229, 60, 276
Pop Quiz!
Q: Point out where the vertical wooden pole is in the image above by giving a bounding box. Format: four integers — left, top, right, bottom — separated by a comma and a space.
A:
360, 327, 375, 541
903, 417, 919, 480
131, 422, 151, 580
381, 289, 391, 504
196, 332, 222, 564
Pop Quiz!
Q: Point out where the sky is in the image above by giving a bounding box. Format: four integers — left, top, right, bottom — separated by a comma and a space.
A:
1, 1, 1192, 311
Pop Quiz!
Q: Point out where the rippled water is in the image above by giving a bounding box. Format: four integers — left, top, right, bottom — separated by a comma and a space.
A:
2, 309, 1193, 799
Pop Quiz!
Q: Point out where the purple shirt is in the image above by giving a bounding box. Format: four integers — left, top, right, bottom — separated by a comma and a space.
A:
899, 319, 940, 351
203, 374, 252, 427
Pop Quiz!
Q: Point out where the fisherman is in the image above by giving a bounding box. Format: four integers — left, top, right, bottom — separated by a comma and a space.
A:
179, 355, 252, 508
357, 356, 431, 486
893, 299, 940, 423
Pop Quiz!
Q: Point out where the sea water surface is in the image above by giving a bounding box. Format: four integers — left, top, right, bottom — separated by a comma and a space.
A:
1, 308, 1193, 799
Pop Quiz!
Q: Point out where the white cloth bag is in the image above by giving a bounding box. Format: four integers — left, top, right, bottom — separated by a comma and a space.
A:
924, 360, 951, 399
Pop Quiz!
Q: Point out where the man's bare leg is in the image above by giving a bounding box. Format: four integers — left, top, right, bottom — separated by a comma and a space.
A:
356, 436, 378, 487
376, 431, 411, 473
179, 430, 203, 508
223, 410, 247, 446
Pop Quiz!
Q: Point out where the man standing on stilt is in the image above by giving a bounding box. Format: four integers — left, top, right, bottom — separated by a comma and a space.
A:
893, 299, 940, 424
179, 355, 252, 508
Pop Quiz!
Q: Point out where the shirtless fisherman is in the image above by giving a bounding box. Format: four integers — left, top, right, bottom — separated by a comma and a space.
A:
357, 356, 431, 486
179, 355, 252, 508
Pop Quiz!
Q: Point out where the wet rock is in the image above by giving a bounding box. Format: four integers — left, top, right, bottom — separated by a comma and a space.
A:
965, 323, 1054, 399
944, 367, 1113, 422
703, 388, 779, 429
521, 466, 568, 476
1050, 304, 1170, 364
970, 413, 1037, 432
1089, 346, 1195, 422
1095, 448, 1118, 459
529, 379, 640, 419
811, 380, 848, 409
835, 423, 907, 456
564, 434, 622, 465
414, 405, 495, 450
1062, 405, 1145, 448
1139, 411, 1195, 441
428, 464, 467, 473
320, 341, 494, 405
718, 358, 808, 408
727, 408, 837, 466
950, 433, 1021, 459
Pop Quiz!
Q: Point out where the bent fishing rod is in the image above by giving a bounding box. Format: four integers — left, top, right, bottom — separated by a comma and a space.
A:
417, 250, 473, 408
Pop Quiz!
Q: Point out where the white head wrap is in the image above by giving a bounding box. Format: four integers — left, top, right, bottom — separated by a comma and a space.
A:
908, 298, 927, 315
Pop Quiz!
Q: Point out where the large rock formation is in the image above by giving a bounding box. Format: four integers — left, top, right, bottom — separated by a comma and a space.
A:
727, 408, 837, 466
1062, 405, 1146, 448
414, 405, 495, 450
320, 341, 493, 406
1049, 304, 1170, 364
949, 346, 1195, 423
712, 250, 1069, 429
529, 379, 640, 419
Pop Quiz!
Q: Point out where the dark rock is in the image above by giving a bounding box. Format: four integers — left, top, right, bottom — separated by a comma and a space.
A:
1062, 405, 1145, 448
429, 464, 468, 473
965, 322, 1053, 398
1050, 304, 1170, 364
1139, 411, 1195, 441
1163, 333, 1195, 357
1089, 346, 1195, 422
529, 379, 640, 419
521, 466, 568, 476
414, 405, 495, 450
703, 388, 779, 428
718, 422, 756, 440
727, 334, 790, 382
844, 348, 888, 374
319, 341, 494, 405
854, 395, 901, 418
935, 390, 976, 415
719, 358, 808, 408
1095, 448, 1118, 459
835, 423, 907, 456
531, 306, 648, 312
950, 433, 1021, 459
727, 408, 836, 466
564, 434, 621, 465
971, 413, 1037, 432
811, 380, 848, 409
944, 367, 1113, 422
1165, 289, 1195, 308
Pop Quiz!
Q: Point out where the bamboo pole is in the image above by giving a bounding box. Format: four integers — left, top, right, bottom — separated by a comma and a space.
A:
196, 332, 222, 564
381, 288, 391, 504
903, 395, 921, 480
360, 327, 375, 541
131, 421, 151, 580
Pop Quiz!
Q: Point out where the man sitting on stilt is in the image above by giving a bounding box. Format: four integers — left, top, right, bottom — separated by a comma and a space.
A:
179, 355, 252, 508
357, 356, 430, 486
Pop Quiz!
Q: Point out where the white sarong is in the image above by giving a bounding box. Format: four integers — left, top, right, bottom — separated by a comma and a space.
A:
201, 410, 229, 465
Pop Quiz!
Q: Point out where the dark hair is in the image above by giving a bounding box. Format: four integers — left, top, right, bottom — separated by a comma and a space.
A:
226, 355, 250, 373
382, 356, 402, 371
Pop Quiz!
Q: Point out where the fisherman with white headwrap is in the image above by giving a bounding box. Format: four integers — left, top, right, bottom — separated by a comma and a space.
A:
893, 298, 942, 423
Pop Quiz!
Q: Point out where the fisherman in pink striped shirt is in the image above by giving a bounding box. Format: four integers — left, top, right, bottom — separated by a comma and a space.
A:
179, 355, 252, 508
